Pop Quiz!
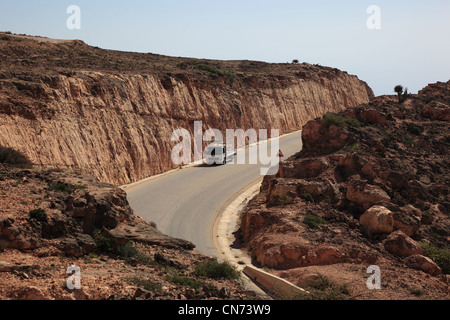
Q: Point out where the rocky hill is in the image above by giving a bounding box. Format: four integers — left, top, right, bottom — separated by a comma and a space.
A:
239, 81, 449, 300
0, 32, 373, 185
0, 163, 255, 300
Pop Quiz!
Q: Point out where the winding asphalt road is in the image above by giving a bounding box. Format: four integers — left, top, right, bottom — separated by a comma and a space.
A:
125, 131, 303, 257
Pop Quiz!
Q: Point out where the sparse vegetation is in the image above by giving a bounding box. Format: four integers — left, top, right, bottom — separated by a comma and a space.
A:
394, 85, 411, 104
49, 182, 87, 194
350, 143, 361, 153
410, 289, 424, 297
128, 277, 162, 292
323, 113, 361, 128
419, 242, 450, 274
196, 64, 235, 80
93, 230, 153, 266
194, 259, 239, 280
292, 59, 299, 64
0, 146, 33, 168
300, 193, 315, 204
401, 135, 418, 148
407, 124, 424, 136
29, 208, 48, 222
304, 214, 326, 229
167, 274, 214, 292
277, 194, 293, 206
290, 275, 352, 300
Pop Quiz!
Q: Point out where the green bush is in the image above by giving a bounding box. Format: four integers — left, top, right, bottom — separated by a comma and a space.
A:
167, 274, 213, 292
350, 143, 361, 153
50, 182, 87, 194
410, 289, 424, 297
323, 113, 361, 129
301, 193, 315, 204
0, 146, 33, 168
419, 242, 450, 274
94, 231, 118, 254
304, 214, 326, 229
128, 278, 162, 292
277, 194, 293, 206
407, 124, 424, 136
290, 275, 351, 300
194, 259, 239, 280
29, 208, 48, 222
94, 231, 154, 266
394, 85, 410, 103
196, 64, 235, 79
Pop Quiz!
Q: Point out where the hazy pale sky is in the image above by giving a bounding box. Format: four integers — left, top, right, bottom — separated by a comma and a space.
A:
1, 0, 449, 96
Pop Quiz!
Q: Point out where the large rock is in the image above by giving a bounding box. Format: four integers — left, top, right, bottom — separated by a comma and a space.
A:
360, 205, 394, 236
266, 179, 298, 204
0, 218, 41, 251
361, 109, 387, 125
393, 205, 422, 237
301, 119, 351, 155
103, 221, 196, 250
347, 179, 391, 210
282, 158, 330, 180
405, 255, 443, 276
421, 101, 450, 122
383, 231, 423, 257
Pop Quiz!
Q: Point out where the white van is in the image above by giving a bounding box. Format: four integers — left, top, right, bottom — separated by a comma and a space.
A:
205, 144, 232, 165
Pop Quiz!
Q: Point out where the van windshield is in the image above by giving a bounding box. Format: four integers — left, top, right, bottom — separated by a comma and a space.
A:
207, 147, 224, 156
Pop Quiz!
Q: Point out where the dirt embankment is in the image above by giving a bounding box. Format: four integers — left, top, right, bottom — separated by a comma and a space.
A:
0, 33, 373, 185
0, 164, 255, 300
239, 81, 450, 300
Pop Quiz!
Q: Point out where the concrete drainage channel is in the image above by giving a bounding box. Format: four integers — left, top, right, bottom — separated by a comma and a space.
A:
213, 178, 308, 299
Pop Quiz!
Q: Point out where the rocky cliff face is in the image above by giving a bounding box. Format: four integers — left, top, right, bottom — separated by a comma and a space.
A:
238, 81, 449, 299
0, 34, 373, 185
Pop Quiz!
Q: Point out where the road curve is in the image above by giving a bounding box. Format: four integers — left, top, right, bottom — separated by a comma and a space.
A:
125, 131, 303, 257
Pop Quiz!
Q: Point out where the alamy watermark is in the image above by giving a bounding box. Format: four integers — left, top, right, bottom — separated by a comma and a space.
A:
367, 5, 381, 30
66, 5, 81, 30
66, 265, 81, 290
171, 121, 281, 176
366, 265, 381, 290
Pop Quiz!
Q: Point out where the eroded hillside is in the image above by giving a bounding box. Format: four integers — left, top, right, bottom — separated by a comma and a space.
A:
239, 81, 449, 300
0, 33, 373, 185
0, 164, 255, 300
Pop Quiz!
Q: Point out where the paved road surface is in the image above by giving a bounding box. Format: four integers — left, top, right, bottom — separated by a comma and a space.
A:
126, 131, 303, 257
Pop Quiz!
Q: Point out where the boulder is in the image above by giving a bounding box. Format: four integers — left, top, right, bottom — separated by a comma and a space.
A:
347, 180, 391, 210
393, 205, 422, 237
336, 154, 361, 179
383, 231, 423, 257
266, 179, 298, 204
362, 109, 387, 125
301, 119, 351, 155
405, 255, 443, 276
360, 205, 394, 235
285, 158, 330, 179
59, 236, 83, 258
421, 101, 450, 122
105, 222, 196, 250
295, 179, 327, 197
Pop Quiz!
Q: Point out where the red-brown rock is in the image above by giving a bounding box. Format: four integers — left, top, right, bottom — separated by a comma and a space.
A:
383, 231, 424, 257
405, 255, 443, 276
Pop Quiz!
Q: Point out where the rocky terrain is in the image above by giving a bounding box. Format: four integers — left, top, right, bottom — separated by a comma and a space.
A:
239, 81, 449, 300
0, 32, 372, 185
0, 163, 257, 300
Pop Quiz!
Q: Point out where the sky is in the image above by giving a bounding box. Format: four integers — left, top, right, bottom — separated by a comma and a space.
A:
1, 0, 449, 96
